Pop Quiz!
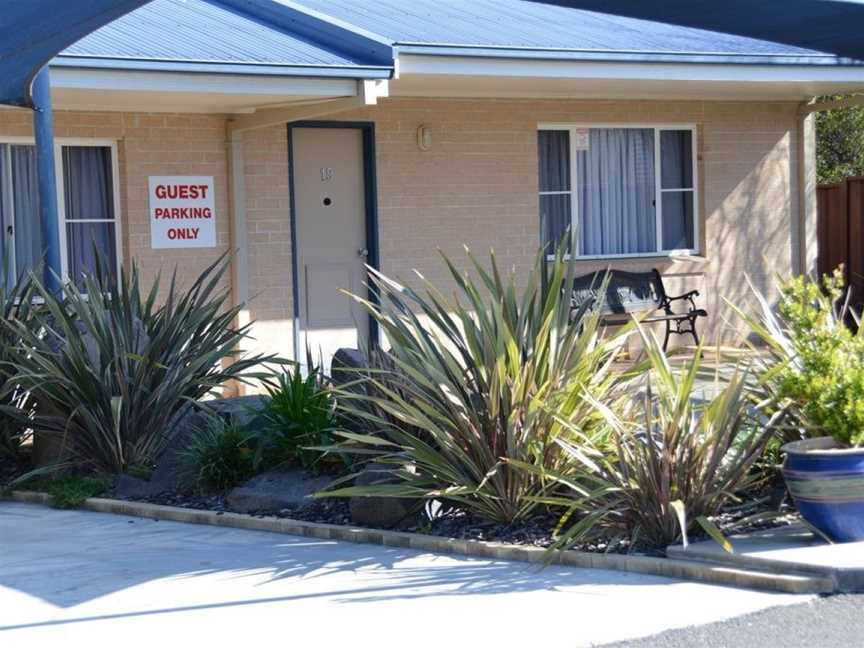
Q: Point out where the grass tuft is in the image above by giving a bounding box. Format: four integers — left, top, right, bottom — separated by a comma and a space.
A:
23, 476, 109, 509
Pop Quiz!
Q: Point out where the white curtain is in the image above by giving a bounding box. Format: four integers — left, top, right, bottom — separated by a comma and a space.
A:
660, 130, 694, 250
62, 146, 116, 284
538, 130, 571, 251
577, 128, 656, 256
10, 145, 42, 277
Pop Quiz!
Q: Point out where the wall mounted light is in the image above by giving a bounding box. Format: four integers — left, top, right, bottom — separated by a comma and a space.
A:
417, 124, 432, 151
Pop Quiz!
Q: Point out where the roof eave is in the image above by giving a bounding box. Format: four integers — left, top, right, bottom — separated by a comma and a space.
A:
394, 43, 863, 67
51, 55, 393, 79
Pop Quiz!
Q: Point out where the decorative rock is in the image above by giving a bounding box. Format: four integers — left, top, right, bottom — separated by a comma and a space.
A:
114, 473, 166, 499
330, 348, 367, 388
349, 462, 419, 529
225, 468, 332, 514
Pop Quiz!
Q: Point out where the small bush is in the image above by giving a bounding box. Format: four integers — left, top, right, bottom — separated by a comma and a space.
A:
258, 363, 336, 471
0, 269, 39, 462
2, 255, 272, 474
732, 269, 864, 447
179, 416, 257, 492
24, 476, 108, 509
516, 327, 782, 551
319, 245, 631, 524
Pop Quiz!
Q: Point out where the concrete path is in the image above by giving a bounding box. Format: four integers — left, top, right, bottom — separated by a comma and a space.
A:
0, 502, 810, 648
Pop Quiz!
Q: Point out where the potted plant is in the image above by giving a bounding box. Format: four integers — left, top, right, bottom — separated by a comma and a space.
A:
733, 269, 864, 542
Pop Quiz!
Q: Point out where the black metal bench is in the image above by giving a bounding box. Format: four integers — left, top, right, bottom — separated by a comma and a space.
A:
571, 269, 707, 350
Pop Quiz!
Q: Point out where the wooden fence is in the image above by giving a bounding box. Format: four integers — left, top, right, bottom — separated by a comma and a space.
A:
817, 176, 864, 306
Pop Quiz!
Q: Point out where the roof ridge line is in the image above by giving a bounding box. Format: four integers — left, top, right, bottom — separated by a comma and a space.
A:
214, 0, 394, 70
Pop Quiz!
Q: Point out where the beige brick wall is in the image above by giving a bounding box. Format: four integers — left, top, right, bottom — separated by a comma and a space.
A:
0, 109, 231, 295
0, 96, 803, 359
240, 124, 294, 362
244, 98, 801, 353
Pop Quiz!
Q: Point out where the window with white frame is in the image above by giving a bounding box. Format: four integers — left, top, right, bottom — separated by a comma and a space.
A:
538, 125, 697, 257
0, 141, 120, 287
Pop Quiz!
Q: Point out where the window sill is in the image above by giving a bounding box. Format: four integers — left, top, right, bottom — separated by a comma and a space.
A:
547, 251, 705, 263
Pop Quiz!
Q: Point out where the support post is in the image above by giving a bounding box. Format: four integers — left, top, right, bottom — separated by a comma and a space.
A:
32, 67, 62, 291
225, 127, 250, 397
796, 110, 818, 277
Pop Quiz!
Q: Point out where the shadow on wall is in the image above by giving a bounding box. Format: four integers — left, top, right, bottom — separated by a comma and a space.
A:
702, 128, 795, 345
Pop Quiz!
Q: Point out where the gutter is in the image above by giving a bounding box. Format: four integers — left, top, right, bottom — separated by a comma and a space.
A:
394, 43, 863, 67
51, 55, 393, 80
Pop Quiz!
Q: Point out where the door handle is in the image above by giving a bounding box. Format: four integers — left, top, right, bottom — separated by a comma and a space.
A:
358, 247, 369, 258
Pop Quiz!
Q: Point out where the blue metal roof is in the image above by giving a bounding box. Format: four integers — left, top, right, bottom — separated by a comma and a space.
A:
292, 0, 851, 65
0, 0, 152, 107
544, 1, 864, 63
55, 0, 392, 77
47, 0, 864, 76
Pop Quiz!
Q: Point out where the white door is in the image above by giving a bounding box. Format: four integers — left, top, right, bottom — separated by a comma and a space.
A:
292, 127, 370, 371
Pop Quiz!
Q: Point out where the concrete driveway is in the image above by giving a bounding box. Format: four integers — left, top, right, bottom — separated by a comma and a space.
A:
0, 502, 809, 648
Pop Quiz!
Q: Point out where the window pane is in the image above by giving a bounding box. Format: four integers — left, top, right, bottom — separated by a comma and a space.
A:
660, 130, 693, 189
62, 146, 117, 285
661, 191, 695, 250
63, 146, 114, 221
577, 128, 656, 256
538, 130, 570, 192
66, 222, 117, 285
540, 194, 571, 251
10, 145, 42, 276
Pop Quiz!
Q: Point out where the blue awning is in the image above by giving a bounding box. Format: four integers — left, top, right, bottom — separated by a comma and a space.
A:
542, 0, 864, 62
0, 0, 153, 108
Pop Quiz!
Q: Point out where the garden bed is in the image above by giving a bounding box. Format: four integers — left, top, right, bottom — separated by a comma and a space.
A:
103, 480, 797, 556
0, 245, 837, 578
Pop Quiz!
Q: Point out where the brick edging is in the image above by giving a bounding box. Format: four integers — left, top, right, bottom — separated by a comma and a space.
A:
3, 491, 834, 594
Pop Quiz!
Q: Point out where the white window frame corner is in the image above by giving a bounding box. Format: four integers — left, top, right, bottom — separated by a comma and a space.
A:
537, 122, 700, 261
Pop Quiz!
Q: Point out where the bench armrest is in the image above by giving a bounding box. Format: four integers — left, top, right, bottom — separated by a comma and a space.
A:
662, 289, 700, 314
666, 289, 700, 302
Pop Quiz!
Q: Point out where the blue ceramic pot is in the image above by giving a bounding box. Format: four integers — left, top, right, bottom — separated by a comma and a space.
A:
782, 437, 864, 542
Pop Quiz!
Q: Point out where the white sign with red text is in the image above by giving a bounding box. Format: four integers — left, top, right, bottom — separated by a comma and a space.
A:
149, 176, 216, 249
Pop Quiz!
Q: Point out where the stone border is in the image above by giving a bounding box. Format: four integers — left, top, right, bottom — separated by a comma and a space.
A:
5, 490, 835, 594
667, 542, 864, 594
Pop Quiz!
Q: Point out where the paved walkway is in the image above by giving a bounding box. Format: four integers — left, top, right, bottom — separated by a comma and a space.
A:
0, 502, 809, 648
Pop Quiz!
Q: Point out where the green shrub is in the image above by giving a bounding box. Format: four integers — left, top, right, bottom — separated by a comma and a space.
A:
0, 269, 39, 462
2, 255, 272, 474
258, 363, 336, 471
336, 346, 429, 443
179, 415, 257, 492
732, 269, 864, 447
319, 245, 631, 524
515, 326, 782, 551
23, 475, 108, 509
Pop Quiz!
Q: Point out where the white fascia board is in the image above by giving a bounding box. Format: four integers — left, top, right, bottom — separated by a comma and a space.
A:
398, 54, 864, 85
50, 68, 358, 98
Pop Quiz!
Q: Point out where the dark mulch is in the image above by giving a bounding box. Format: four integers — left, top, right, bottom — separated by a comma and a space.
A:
91, 479, 800, 557
115, 487, 353, 525
406, 507, 633, 553
112, 486, 627, 553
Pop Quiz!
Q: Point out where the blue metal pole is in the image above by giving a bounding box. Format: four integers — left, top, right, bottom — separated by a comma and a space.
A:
31, 66, 62, 291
